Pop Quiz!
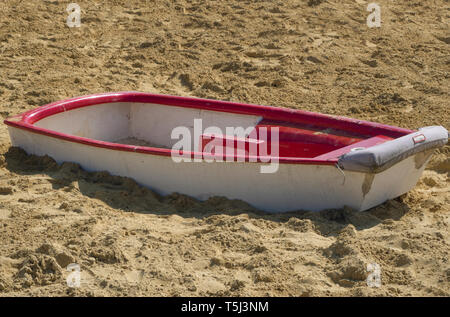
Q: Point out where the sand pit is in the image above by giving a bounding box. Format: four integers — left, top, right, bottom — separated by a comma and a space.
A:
0, 1, 448, 296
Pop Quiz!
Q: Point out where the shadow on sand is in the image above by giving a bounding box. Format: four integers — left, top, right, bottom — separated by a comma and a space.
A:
3, 146, 413, 237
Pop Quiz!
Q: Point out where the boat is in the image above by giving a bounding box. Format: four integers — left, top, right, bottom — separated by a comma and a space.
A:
4, 92, 448, 212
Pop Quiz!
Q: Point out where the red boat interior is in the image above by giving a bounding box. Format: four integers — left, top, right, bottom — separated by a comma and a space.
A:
200, 118, 394, 160
6, 92, 413, 163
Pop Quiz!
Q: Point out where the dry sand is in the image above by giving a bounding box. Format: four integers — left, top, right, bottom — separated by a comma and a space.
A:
0, 0, 449, 296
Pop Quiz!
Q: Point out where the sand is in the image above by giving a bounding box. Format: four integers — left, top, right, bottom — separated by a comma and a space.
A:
0, 0, 449, 296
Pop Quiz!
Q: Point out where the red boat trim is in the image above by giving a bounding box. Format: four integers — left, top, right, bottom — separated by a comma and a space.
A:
4, 91, 415, 165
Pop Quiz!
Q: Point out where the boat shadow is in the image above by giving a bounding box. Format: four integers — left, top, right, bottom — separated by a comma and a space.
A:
4, 147, 413, 237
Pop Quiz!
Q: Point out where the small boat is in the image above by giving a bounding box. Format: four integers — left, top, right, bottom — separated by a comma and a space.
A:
4, 92, 448, 212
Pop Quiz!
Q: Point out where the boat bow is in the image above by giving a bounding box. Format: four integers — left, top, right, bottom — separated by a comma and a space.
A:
338, 126, 448, 173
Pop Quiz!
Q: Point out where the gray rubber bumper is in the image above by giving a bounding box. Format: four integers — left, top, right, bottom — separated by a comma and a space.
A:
337, 126, 448, 173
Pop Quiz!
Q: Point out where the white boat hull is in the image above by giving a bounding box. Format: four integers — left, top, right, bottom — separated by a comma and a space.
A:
7, 125, 431, 212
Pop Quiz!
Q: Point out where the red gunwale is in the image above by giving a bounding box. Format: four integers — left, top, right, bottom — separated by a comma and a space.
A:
3, 91, 415, 165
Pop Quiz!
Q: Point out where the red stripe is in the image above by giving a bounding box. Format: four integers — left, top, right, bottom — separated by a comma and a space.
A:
4, 91, 415, 165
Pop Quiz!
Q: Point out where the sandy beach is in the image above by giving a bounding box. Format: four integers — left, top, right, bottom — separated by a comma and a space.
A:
0, 0, 448, 296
